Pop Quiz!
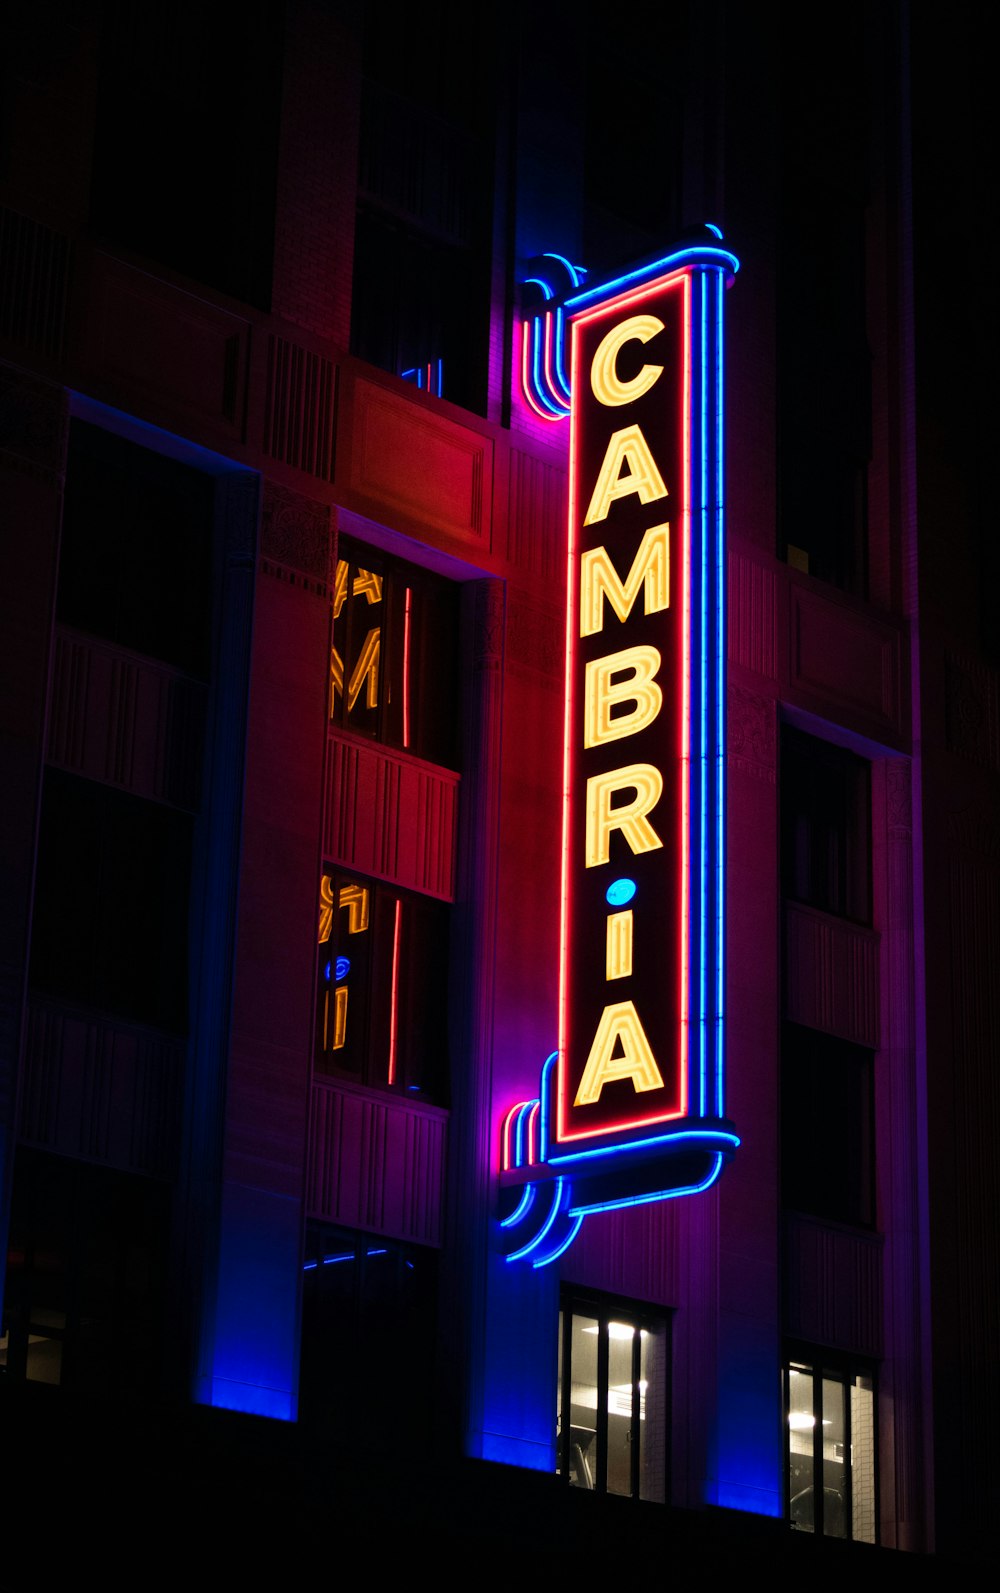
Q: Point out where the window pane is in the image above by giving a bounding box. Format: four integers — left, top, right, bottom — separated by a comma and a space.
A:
315, 872, 449, 1103
316, 874, 376, 1079
567, 1315, 599, 1489
851, 1375, 877, 1543
639, 1321, 668, 1502
331, 541, 459, 767
788, 1364, 816, 1532
60, 421, 214, 678
606, 1320, 636, 1496
781, 727, 871, 923
822, 1376, 848, 1537
30, 771, 193, 1032
298, 1224, 438, 1439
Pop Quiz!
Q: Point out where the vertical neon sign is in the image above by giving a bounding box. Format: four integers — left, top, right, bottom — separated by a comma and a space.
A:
500, 240, 738, 1264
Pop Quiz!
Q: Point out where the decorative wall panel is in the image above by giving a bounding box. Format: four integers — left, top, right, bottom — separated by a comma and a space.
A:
324, 731, 458, 900
263, 335, 336, 480
47, 627, 206, 811
346, 377, 491, 548
729, 547, 776, 680
81, 254, 249, 435
729, 685, 776, 784
784, 902, 880, 1048
945, 651, 1000, 771
785, 1213, 883, 1356
504, 447, 565, 578
790, 584, 903, 739
307, 1077, 446, 1246
560, 1202, 679, 1308
0, 206, 70, 359
260, 480, 332, 582
20, 999, 182, 1179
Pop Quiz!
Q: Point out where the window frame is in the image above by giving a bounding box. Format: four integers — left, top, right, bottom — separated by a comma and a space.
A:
783, 1351, 879, 1544
314, 865, 450, 1105
330, 535, 460, 770
557, 1290, 670, 1503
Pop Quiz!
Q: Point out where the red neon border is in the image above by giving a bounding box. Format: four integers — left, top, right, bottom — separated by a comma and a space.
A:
556, 268, 691, 1146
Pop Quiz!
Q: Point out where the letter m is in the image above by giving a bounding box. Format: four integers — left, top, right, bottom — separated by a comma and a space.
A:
580, 522, 669, 638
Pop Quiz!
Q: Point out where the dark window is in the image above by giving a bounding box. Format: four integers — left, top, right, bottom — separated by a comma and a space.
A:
777, 5, 871, 594
330, 538, 459, 768
782, 1024, 874, 1227
781, 727, 871, 924
557, 1293, 669, 1501
582, 7, 686, 278
352, 1, 496, 413
30, 770, 193, 1033
785, 1356, 877, 1542
298, 1224, 438, 1439
316, 870, 450, 1106
351, 209, 489, 414
60, 421, 214, 678
1, 1150, 170, 1399
90, 0, 283, 309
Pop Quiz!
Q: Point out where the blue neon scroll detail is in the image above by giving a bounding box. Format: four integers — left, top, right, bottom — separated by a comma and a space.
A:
520, 254, 585, 419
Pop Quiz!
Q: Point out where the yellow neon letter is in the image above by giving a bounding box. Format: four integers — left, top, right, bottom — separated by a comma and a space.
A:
333, 560, 349, 619
332, 630, 381, 715
580, 522, 670, 637
334, 563, 381, 619
330, 985, 348, 1050
584, 645, 662, 749
574, 1000, 665, 1105
353, 567, 382, 605
319, 874, 335, 943
320, 878, 370, 941
590, 314, 665, 407
606, 911, 633, 980
583, 424, 668, 526
338, 882, 370, 934
585, 764, 663, 867
347, 628, 380, 711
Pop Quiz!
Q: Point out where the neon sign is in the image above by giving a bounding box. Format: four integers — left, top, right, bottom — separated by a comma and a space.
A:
502, 234, 739, 1265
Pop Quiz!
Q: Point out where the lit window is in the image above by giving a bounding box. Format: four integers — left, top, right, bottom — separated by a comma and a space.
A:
557, 1295, 669, 1501
330, 537, 459, 768
785, 1358, 877, 1542
315, 869, 449, 1104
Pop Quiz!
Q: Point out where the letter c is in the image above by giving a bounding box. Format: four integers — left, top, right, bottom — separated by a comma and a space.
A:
590, 314, 665, 407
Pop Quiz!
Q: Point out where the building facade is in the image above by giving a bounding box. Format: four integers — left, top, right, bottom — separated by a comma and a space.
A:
1, 0, 997, 1569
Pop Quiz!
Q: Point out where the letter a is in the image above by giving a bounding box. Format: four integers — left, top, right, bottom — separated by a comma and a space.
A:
583, 425, 668, 526
574, 1001, 665, 1105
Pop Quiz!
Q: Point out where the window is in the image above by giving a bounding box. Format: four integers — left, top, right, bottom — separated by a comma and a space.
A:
782, 1024, 874, 1227
777, 6, 871, 595
351, 1, 495, 414
1, 1150, 170, 1398
91, 0, 283, 309
330, 538, 459, 769
30, 771, 193, 1033
298, 1223, 438, 1437
60, 421, 214, 679
785, 1357, 877, 1542
557, 1295, 669, 1501
316, 870, 450, 1104
781, 727, 871, 924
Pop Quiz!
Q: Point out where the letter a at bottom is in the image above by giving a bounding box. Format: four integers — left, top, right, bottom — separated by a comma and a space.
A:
574, 1000, 666, 1106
